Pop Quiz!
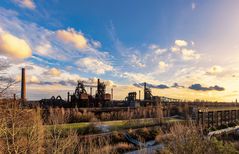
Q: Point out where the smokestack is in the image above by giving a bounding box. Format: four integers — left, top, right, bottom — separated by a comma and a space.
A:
21, 68, 26, 100
139, 90, 141, 100
144, 82, 146, 100
111, 88, 113, 100
13, 93, 16, 101
90, 87, 93, 95
67, 92, 70, 103
97, 79, 100, 93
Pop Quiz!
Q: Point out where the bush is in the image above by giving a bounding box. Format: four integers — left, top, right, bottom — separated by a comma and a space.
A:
112, 131, 126, 143
217, 124, 228, 130
79, 123, 102, 135
209, 126, 216, 132
209, 137, 238, 154
228, 122, 237, 127
114, 142, 135, 153
161, 123, 239, 154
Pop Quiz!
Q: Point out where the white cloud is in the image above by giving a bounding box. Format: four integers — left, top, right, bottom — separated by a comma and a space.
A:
45, 68, 61, 77
0, 8, 109, 63
76, 57, 113, 74
181, 48, 200, 60
159, 61, 169, 72
122, 72, 159, 84
35, 43, 52, 56
149, 44, 167, 55
29, 75, 40, 83
171, 40, 200, 61
192, 2, 196, 10
175, 40, 188, 47
171, 46, 180, 53
56, 28, 88, 49
0, 32, 32, 58
207, 65, 223, 75
130, 54, 145, 68
14, 0, 36, 9
91, 40, 101, 48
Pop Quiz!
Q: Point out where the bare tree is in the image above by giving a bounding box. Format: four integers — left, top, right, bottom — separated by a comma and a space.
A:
0, 101, 44, 154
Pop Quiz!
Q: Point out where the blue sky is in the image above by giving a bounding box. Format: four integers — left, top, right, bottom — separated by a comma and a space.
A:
1, 0, 239, 101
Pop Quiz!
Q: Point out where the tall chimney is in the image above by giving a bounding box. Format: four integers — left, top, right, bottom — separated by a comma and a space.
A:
139, 90, 141, 100
67, 92, 70, 103
97, 79, 100, 94
21, 68, 26, 100
144, 82, 146, 100
111, 88, 113, 100
90, 87, 93, 95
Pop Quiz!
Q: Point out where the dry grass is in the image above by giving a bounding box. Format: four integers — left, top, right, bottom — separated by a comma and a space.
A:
113, 142, 135, 153
158, 122, 239, 154
0, 100, 44, 153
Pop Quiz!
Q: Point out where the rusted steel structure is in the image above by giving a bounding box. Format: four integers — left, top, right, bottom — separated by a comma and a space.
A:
196, 107, 239, 128
40, 79, 112, 108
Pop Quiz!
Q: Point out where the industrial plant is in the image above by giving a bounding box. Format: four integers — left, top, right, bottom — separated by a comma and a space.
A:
18, 68, 239, 130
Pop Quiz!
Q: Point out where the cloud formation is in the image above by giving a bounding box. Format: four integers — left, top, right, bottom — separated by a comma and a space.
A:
189, 84, 225, 91
181, 49, 200, 60
133, 82, 169, 89
56, 28, 88, 49
175, 40, 188, 47
29, 75, 40, 83
171, 40, 200, 60
0, 32, 32, 58
206, 65, 223, 75
44, 68, 61, 77
158, 61, 169, 72
130, 54, 145, 68
192, 2, 196, 10
14, 0, 36, 9
76, 57, 113, 74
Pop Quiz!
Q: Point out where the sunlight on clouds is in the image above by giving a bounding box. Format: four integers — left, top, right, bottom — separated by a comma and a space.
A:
122, 72, 159, 84
46, 68, 61, 77
35, 43, 52, 56
0, 32, 32, 59
171, 46, 180, 53
14, 0, 36, 9
29, 75, 40, 83
130, 54, 145, 68
149, 44, 167, 55
158, 61, 169, 72
206, 65, 223, 75
76, 57, 113, 74
181, 49, 200, 60
56, 28, 88, 49
171, 40, 200, 61
175, 40, 188, 47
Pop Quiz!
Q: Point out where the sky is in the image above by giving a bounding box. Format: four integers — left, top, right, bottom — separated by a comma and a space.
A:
0, 0, 239, 101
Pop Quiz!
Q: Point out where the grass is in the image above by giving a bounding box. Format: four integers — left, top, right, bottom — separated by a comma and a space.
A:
45, 117, 184, 133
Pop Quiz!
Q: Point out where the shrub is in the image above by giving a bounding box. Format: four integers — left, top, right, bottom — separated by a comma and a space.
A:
79, 123, 102, 135
228, 122, 237, 127
114, 142, 135, 153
